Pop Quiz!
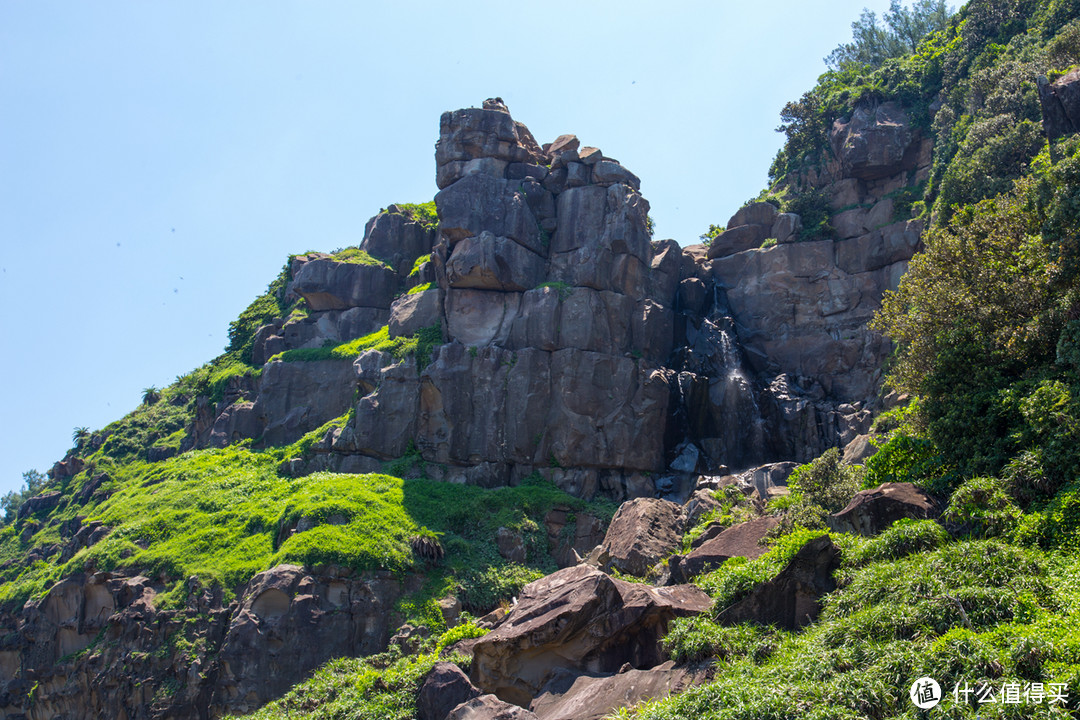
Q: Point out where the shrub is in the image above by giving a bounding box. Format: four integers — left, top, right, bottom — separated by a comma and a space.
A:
941, 476, 1022, 538
788, 449, 864, 513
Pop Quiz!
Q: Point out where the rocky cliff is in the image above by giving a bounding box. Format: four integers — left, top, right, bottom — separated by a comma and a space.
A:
192, 96, 927, 503
0, 94, 932, 719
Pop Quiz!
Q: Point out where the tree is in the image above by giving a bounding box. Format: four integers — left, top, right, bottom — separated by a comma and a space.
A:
1, 470, 48, 525
825, 0, 952, 70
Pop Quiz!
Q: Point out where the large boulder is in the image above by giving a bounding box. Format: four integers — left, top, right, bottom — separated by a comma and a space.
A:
1038, 69, 1080, 140
717, 535, 841, 630
388, 288, 442, 338
529, 662, 701, 720
598, 498, 682, 577
447, 695, 539, 720
830, 101, 920, 181
470, 565, 711, 706
288, 255, 399, 311
360, 208, 435, 276
417, 662, 482, 720
435, 174, 543, 256
446, 231, 547, 292
668, 516, 779, 584
827, 482, 940, 536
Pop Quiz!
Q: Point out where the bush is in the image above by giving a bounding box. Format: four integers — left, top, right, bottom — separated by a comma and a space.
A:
788, 449, 864, 513
941, 476, 1022, 538
847, 517, 949, 564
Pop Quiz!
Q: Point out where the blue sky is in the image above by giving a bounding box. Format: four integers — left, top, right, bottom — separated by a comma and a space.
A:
0, 0, 895, 494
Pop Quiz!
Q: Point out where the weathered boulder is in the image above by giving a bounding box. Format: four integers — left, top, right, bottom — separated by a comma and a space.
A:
842, 433, 877, 465
771, 212, 801, 243
436, 105, 544, 188
446, 232, 547, 292
830, 101, 919, 181
17, 491, 63, 521
591, 160, 641, 190
417, 662, 483, 720
529, 662, 701, 720
436, 174, 543, 256
212, 564, 417, 716
598, 498, 682, 577
445, 289, 521, 347
448, 695, 540, 720
705, 224, 770, 259
827, 482, 940, 536
1038, 69, 1080, 140
668, 516, 779, 584
388, 288, 442, 338
543, 507, 606, 568
728, 201, 779, 230
251, 359, 358, 447
289, 255, 399, 311
470, 565, 711, 706
361, 208, 435, 276
717, 535, 840, 630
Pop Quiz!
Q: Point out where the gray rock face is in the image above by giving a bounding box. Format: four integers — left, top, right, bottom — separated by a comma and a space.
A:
446, 232, 547, 292
289, 255, 398, 311
415, 345, 669, 474
417, 662, 482, 720
830, 101, 920, 181
598, 498, 682, 577
668, 516, 779, 584
448, 695, 540, 720
710, 229, 917, 400
253, 360, 358, 447
436, 174, 543, 256
212, 564, 417, 716
361, 209, 436, 276
470, 565, 711, 707
529, 662, 701, 720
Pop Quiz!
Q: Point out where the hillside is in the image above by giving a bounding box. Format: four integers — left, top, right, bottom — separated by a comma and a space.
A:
3, 0, 1080, 718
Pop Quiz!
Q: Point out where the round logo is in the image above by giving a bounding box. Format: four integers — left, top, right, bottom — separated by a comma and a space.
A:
910, 677, 942, 709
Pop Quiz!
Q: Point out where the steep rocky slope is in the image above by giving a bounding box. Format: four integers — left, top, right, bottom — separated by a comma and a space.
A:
6, 0, 1080, 717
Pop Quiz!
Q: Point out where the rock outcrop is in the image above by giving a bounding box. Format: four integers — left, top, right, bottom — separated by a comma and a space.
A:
470, 565, 711, 707
179, 97, 929, 501
528, 662, 702, 720
717, 535, 841, 630
827, 482, 940, 536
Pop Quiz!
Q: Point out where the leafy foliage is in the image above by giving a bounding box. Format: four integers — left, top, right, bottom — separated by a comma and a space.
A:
825, 0, 954, 70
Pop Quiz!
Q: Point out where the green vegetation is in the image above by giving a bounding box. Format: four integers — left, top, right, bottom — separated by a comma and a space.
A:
0, 470, 47, 526
0, 444, 614, 617
699, 224, 724, 246
272, 324, 443, 369
407, 282, 434, 294
390, 201, 439, 230
328, 247, 392, 268
408, 254, 431, 277
228, 650, 466, 720
535, 281, 573, 301
825, 0, 953, 70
